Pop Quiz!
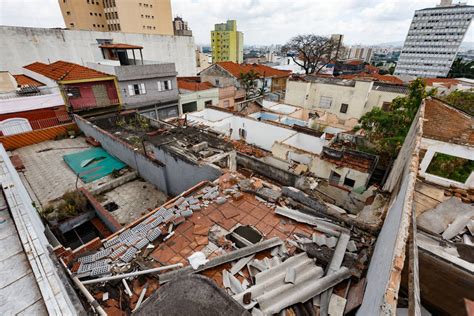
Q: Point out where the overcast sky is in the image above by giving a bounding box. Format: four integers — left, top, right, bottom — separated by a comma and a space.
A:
0, 0, 472, 46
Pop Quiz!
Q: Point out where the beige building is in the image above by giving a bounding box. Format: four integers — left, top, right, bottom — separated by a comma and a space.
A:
59, 0, 173, 35
285, 77, 407, 128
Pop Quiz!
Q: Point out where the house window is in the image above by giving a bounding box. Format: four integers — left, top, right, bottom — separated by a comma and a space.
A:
215, 79, 220, 86
319, 96, 332, 109
223, 100, 230, 107
343, 177, 355, 188
340, 103, 348, 113
158, 80, 172, 91
329, 171, 341, 185
128, 83, 146, 96
204, 100, 212, 107
67, 87, 81, 98
238, 128, 247, 139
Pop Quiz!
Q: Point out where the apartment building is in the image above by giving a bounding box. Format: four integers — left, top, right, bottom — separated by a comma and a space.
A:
211, 20, 244, 63
59, 0, 174, 35
173, 16, 192, 36
394, 0, 474, 78
346, 46, 374, 63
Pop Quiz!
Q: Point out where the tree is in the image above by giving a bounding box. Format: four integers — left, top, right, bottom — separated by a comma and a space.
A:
239, 70, 260, 99
356, 79, 433, 162
441, 90, 474, 116
282, 34, 341, 75
448, 57, 474, 79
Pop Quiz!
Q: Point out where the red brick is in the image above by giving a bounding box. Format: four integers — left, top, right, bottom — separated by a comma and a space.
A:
195, 236, 209, 246
249, 206, 270, 220
262, 213, 281, 227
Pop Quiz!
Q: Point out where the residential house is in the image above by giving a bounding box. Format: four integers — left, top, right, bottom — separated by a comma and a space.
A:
24, 60, 120, 114
88, 44, 179, 119
285, 76, 408, 127
199, 61, 291, 94
188, 107, 378, 195
178, 77, 218, 114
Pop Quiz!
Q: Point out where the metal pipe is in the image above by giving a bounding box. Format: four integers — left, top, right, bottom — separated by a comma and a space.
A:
81, 263, 183, 285
132, 286, 147, 312
60, 258, 107, 316
122, 279, 132, 297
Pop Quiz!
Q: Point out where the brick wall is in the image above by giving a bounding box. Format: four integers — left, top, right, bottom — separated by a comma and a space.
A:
424, 98, 474, 145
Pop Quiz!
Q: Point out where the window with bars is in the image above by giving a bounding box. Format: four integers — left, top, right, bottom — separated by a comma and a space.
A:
319, 96, 333, 109
340, 103, 348, 113
158, 80, 172, 91
128, 83, 146, 96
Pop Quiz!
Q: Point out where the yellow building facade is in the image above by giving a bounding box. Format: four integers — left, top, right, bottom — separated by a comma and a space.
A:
211, 20, 243, 63
59, 0, 173, 35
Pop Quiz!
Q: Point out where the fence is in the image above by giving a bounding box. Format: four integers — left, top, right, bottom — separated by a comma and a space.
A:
0, 123, 78, 150
0, 114, 73, 136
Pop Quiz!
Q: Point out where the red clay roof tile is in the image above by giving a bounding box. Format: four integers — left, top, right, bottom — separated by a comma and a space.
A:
216, 61, 291, 78
24, 60, 112, 82
13, 74, 45, 87
178, 79, 215, 91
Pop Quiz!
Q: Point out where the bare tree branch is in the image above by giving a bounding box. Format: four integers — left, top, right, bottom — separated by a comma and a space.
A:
282, 34, 344, 75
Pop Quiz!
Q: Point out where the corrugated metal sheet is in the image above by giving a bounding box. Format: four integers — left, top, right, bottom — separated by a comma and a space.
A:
0, 123, 77, 150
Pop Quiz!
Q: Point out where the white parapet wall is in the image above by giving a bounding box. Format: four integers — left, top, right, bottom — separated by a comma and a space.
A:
0, 26, 197, 76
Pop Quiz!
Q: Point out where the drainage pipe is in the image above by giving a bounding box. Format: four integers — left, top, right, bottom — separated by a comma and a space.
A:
81, 263, 183, 285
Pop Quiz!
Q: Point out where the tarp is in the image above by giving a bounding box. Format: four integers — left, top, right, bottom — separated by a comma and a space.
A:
63, 147, 126, 183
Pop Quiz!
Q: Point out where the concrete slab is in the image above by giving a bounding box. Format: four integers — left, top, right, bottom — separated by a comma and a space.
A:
13, 138, 91, 206
100, 179, 168, 225
13, 137, 127, 207
0, 209, 47, 315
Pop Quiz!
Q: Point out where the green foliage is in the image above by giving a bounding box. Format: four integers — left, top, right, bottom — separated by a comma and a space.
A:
441, 90, 474, 116
356, 79, 432, 161
448, 58, 474, 79
426, 153, 474, 183
239, 70, 260, 99
44, 190, 88, 222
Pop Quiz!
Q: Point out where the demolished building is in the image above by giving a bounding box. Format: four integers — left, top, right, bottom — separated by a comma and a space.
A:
0, 96, 472, 315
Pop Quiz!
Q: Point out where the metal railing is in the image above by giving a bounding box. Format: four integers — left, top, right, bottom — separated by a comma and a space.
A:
0, 115, 73, 136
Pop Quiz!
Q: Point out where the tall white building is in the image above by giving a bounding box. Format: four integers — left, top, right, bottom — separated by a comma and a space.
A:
394, 0, 474, 78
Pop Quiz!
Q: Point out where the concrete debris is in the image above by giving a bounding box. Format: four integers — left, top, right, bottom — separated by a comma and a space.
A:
320, 233, 351, 316
216, 197, 227, 205
276, 206, 347, 236
230, 255, 255, 276
313, 233, 327, 246
418, 197, 472, 235
159, 238, 283, 284
467, 220, 474, 236
222, 269, 231, 289
188, 252, 209, 269
328, 294, 347, 316
122, 279, 132, 297
234, 253, 324, 308
442, 211, 474, 240
251, 307, 264, 316
284, 267, 296, 284
258, 267, 351, 314
228, 272, 244, 294
347, 240, 357, 252
326, 236, 338, 249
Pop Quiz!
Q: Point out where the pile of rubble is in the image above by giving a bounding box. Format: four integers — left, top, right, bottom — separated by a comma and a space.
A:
72, 183, 228, 279
418, 196, 474, 255
443, 186, 474, 203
